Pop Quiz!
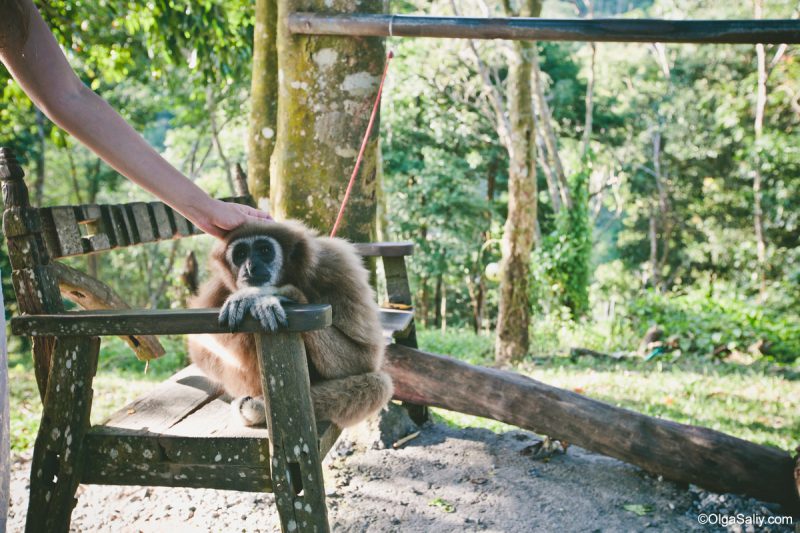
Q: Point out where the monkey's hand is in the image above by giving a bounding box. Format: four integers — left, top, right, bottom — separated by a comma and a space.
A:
218, 287, 288, 332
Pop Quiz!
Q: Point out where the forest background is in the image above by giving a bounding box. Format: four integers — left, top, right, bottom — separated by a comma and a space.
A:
1, 0, 798, 453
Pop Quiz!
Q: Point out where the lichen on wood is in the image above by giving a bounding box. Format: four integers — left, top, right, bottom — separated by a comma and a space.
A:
273, 0, 386, 242
248, 0, 279, 200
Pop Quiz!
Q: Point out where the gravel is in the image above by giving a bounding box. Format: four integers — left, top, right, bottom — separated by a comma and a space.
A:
5, 423, 796, 532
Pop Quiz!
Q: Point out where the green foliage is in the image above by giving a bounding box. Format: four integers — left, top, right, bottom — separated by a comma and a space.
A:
532, 169, 592, 317
627, 289, 800, 364
417, 327, 799, 451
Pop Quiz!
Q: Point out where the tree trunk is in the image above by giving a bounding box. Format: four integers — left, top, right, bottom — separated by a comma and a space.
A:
207, 89, 236, 195
532, 50, 571, 209
0, 281, 8, 533
247, 0, 278, 202
434, 273, 443, 328
754, 0, 768, 300
32, 109, 46, 207
273, 0, 385, 241
649, 210, 660, 288
495, 0, 541, 365
582, 42, 596, 159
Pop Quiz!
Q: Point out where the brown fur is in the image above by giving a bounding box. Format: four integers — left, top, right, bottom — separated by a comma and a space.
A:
188, 219, 393, 427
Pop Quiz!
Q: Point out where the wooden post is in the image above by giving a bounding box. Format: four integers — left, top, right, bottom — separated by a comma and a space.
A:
25, 336, 100, 533
256, 332, 329, 533
383, 255, 428, 425
0, 270, 8, 533
0, 148, 64, 400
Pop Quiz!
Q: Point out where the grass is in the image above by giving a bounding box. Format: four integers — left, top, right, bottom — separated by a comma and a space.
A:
6, 326, 799, 455
419, 327, 800, 452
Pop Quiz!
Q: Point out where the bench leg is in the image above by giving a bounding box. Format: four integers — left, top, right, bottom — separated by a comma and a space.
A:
256, 332, 330, 533
25, 336, 99, 533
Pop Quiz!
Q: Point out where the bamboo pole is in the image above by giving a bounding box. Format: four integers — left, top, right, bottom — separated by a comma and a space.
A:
288, 14, 800, 44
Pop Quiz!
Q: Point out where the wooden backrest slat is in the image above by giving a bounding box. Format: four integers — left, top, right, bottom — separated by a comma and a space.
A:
35, 195, 253, 258
149, 201, 174, 240
126, 202, 155, 243
169, 206, 194, 237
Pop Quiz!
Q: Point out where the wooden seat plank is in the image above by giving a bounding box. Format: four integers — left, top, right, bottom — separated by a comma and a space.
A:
101, 365, 221, 433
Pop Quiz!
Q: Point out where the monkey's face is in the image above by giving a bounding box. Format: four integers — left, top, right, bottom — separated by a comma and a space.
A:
226, 235, 283, 289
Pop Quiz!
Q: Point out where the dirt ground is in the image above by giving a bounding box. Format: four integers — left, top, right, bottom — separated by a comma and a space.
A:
5, 422, 796, 532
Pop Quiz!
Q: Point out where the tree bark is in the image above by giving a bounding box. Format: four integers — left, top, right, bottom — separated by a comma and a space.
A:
0, 279, 7, 533
495, 0, 541, 365
582, 42, 596, 159
247, 0, 278, 202
754, 0, 768, 300
32, 109, 46, 208
207, 89, 236, 196
531, 50, 572, 209
273, 0, 385, 241
385, 344, 800, 512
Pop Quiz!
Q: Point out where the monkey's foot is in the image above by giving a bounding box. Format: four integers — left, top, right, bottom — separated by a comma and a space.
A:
232, 396, 267, 427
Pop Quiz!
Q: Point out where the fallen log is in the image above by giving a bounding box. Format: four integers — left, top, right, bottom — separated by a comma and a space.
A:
385, 344, 800, 512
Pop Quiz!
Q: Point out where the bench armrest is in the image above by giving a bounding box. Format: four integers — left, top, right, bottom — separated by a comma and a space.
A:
354, 242, 414, 257
10, 305, 331, 337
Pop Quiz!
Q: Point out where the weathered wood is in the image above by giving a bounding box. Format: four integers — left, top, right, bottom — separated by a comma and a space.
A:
169, 206, 193, 237
289, 14, 800, 44
76, 204, 111, 252
101, 365, 221, 431
256, 332, 330, 533
41, 206, 84, 256
354, 242, 414, 257
383, 256, 427, 424
385, 344, 800, 511
11, 305, 332, 337
82, 428, 272, 491
1, 150, 64, 400
104, 205, 131, 247
37, 196, 254, 259
0, 276, 8, 533
25, 336, 99, 533
52, 261, 165, 361
126, 202, 156, 243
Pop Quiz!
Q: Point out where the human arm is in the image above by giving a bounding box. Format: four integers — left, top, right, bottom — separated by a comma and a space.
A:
0, 0, 270, 238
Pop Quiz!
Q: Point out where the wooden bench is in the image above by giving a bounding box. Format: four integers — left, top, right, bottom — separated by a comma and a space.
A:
0, 147, 421, 532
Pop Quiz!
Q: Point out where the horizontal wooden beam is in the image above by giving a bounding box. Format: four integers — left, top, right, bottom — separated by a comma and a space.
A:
385, 344, 800, 511
353, 241, 414, 257
288, 14, 800, 44
10, 305, 332, 336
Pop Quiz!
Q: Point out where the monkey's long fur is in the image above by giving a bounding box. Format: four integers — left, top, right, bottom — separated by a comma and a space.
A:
188, 219, 394, 428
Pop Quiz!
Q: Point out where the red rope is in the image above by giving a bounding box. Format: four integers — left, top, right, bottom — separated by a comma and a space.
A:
330, 50, 394, 238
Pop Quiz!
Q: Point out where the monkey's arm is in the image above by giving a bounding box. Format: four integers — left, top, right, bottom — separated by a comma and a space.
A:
189, 275, 231, 309
273, 284, 308, 304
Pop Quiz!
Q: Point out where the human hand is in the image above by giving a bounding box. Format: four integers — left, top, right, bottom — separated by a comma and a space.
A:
187, 199, 272, 239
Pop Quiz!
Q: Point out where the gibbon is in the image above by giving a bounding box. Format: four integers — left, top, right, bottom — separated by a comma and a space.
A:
188, 219, 393, 428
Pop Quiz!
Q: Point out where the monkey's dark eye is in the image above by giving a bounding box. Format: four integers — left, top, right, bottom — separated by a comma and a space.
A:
254, 240, 275, 262
232, 243, 249, 266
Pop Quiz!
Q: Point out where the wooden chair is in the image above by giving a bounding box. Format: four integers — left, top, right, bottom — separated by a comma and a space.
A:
0, 147, 420, 533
